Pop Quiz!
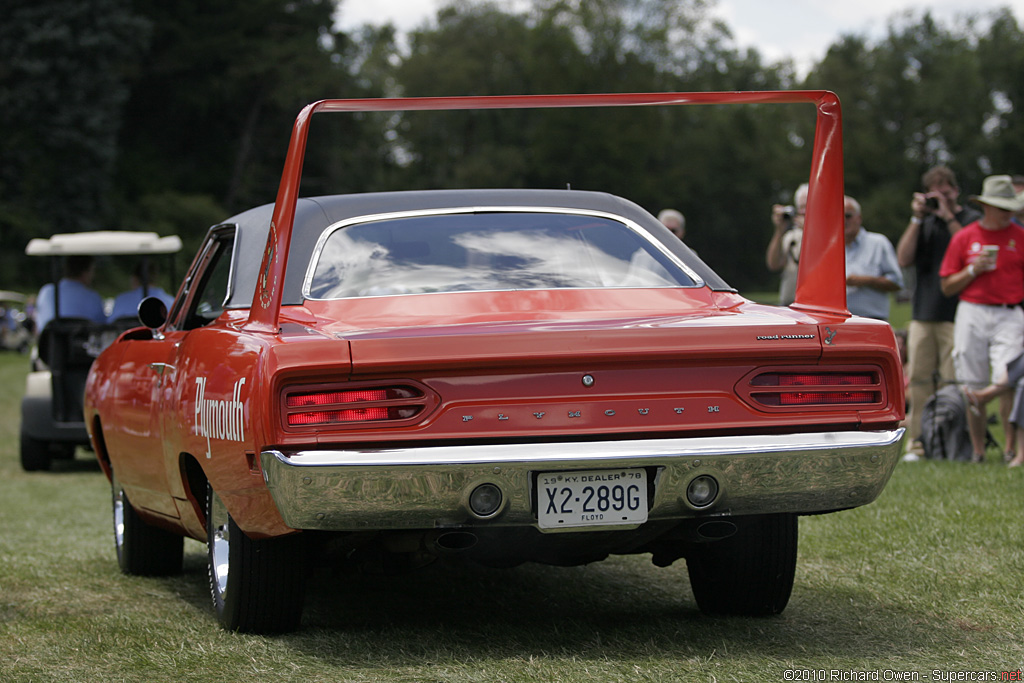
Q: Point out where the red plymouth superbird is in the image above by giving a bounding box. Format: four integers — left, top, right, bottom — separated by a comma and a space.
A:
84, 92, 904, 633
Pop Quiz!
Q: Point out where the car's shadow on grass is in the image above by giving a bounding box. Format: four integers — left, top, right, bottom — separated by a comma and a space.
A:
164, 549, 964, 664
46, 456, 102, 474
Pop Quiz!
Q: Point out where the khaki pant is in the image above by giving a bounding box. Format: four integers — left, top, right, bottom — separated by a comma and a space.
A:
905, 320, 956, 444
952, 302, 1024, 388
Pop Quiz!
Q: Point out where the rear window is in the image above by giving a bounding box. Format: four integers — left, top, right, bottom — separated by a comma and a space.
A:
305, 211, 700, 299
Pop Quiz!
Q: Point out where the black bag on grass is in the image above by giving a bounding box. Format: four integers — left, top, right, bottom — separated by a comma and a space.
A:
920, 385, 973, 462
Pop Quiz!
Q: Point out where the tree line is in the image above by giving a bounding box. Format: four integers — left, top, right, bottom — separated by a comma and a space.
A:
2, 0, 1023, 292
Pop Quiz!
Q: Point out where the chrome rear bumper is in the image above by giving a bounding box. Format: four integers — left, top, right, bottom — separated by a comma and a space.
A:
261, 429, 903, 532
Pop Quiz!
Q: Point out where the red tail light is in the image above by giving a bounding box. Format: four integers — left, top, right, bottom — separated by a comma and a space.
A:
288, 406, 391, 425
748, 371, 882, 408
287, 388, 390, 408
283, 384, 432, 428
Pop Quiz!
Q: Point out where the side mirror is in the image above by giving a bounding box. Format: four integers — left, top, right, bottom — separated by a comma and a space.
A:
137, 296, 168, 329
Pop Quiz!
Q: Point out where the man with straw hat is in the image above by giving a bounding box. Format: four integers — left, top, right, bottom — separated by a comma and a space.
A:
940, 174, 1024, 463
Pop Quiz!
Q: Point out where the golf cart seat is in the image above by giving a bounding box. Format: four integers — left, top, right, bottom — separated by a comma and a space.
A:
36, 318, 98, 424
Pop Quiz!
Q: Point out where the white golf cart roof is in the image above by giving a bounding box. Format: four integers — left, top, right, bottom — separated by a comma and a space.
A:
25, 231, 182, 256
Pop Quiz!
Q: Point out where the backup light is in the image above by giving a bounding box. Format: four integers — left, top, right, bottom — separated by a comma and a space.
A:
686, 475, 719, 508
469, 483, 503, 518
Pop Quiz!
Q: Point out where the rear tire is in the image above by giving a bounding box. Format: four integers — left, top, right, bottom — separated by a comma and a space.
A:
113, 477, 184, 576
686, 513, 797, 616
19, 432, 52, 472
206, 484, 307, 633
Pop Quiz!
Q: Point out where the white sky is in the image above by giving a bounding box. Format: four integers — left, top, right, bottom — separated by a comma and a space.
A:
335, 0, 1024, 76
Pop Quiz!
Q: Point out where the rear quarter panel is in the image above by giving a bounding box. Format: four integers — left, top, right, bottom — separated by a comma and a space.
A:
157, 324, 288, 538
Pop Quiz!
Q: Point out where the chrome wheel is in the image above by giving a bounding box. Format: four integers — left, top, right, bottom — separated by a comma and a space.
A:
208, 488, 231, 605
113, 484, 126, 559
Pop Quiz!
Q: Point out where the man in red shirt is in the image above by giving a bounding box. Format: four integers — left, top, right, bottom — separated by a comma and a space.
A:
940, 175, 1024, 462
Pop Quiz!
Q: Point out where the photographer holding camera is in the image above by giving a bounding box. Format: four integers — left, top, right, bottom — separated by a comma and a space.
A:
765, 183, 808, 306
896, 165, 981, 460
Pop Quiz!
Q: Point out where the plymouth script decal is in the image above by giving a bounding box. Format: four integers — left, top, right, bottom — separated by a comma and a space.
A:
195, 377, 247, 458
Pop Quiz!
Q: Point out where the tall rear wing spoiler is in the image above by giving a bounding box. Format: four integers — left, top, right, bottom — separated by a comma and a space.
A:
246, 91, 848, 333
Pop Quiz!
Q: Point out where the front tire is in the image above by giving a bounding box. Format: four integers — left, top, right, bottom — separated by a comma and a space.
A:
19, 432, 52, 472
113, 478, 184, 576
206, 485, 307, 633
686, 513, 797, 616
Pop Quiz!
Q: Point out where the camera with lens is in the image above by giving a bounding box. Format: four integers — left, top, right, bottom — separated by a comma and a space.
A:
781, 205, 796, 220
924, 197, 939, 211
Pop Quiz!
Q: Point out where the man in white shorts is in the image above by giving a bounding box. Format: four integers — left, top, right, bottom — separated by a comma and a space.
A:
940, 175, 1024, 462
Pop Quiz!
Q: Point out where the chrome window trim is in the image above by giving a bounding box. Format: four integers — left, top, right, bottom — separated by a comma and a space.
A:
220, 226, 239, 309
301, 206, 705, 301
209, 224, 242, 310
164, 224, 240, 329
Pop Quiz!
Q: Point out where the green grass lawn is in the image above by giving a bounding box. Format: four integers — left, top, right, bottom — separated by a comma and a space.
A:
1, 349, 1022, 682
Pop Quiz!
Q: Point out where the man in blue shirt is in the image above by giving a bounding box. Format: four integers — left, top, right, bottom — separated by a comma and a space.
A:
844, 196, 904, 320
107, 262, 174, 322
35, 255, 106, 330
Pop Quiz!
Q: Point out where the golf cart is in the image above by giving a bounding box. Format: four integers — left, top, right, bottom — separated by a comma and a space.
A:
0, 290, 33, 353
20, 231, 182, 471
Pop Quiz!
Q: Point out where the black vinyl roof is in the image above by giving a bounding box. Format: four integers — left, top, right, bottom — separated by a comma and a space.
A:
222, 189, 732, 309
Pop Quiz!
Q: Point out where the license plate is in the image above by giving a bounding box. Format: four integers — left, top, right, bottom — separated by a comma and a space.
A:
537, 468, 648, 529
